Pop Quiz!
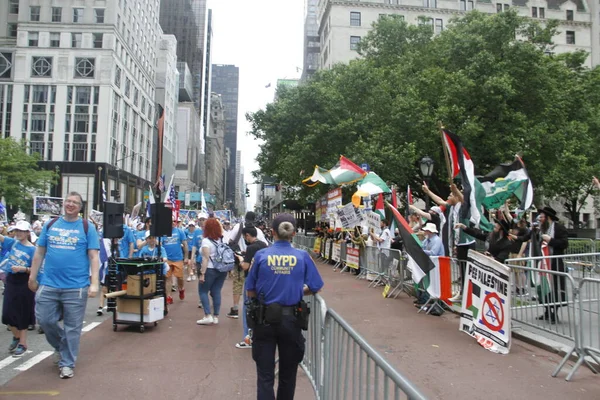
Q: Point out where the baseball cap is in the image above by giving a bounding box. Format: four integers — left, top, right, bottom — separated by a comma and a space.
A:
188, 221, 196, 226
272, 213, 296, 232
7, 225, 16, 233
14, 221, 32, 232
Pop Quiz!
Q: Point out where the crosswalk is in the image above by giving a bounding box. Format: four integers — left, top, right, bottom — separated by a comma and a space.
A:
0, 321, 101, 374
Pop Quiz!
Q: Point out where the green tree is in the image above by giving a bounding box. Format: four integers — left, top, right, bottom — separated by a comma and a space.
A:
0, 138, 57, 211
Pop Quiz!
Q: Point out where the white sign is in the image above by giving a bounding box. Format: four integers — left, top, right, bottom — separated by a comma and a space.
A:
332, 243, 341, 262
366, 211, 381, 234
459, 250, 511, 354
336, 203, 363, 229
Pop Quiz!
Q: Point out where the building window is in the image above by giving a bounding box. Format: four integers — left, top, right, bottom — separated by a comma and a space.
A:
95, 9, 105, 23
73, 8, 84, 23
9, 0, 19, 14
435, 19, 443, 35
30, 6, 41, 21
497, 3, 503, 12
72, 33, 82, 48
28, 32, 39, 47
350, 36, 361, 50
539, 7, 545, 18
32, 85, 48, 103
125, 78, 131, 97
73, 142, 88, 161
75, 58, 95, 78
566, 10, 574, 21
31, 113, 46, 132
93, 33, 103, 48
424, 0, 438, 7
31, 57, 52, 77
566, 31, 575, 44
52, 7, 62, 22
8, 24, 18, 38
0, 53, 13, 79
76, 87, 92, 104
350, 12, 361, 27
114, 66, 121, 87
50, 33, 60, 48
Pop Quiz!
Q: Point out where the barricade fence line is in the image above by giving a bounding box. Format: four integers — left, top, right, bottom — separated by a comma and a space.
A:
293, 236, 600, 382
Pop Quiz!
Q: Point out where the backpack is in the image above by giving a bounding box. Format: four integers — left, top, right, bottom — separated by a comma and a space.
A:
209, 238, 236, 272
47, 217, 89, 234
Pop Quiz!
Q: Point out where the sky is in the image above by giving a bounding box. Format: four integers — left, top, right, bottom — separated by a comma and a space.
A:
207, 0, 305, 212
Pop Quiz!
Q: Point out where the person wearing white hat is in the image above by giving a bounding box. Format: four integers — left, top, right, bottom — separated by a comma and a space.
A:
1, 220, 36, 357
421, 223, 444, 257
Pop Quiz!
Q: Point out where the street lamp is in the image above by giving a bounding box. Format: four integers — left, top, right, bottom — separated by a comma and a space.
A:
419, 156, 435, 209
112, 151, 147, 201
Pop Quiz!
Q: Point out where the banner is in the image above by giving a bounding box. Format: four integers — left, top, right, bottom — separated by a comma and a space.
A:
346, 245, 360, 269
315, 202, 322, 223
34, 196, 63, 216
313, 237, 322, 253
213, 210, 231, 222
459, 250, 511, 354
89, 209, 103, 226
326, 188, 343, 217
332, 242, 341, 262
336, 203, 363, 229
320, 196, 328, 222
365, 211, 381, 234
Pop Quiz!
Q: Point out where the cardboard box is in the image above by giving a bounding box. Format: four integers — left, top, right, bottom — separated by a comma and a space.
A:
126, 273, 156, 296
117, 297, 164, 323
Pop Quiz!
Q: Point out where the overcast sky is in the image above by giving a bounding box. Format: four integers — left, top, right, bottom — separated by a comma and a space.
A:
207, 0, 305, 212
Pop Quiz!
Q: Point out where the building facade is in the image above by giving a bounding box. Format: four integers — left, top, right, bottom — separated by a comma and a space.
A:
205, 92, 226, 207
0, 0, 163, 213
317, 0, 594, 69
155, 34, 179, 180
174, 101, 202, 193
210, 64, 239, 211
302, 0, 321, 81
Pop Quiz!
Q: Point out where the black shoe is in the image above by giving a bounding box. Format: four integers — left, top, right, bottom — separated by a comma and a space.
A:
226, 308, 239, 319
27, 325, 35, 331
536, 313, 558, 324
38, 327, 44, 334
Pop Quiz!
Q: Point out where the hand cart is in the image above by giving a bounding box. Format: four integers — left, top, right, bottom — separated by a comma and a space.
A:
106, 256, 166, 333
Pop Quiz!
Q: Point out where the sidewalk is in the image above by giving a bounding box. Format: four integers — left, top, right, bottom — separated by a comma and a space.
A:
0, 278, 314, 400
315, 261, 600, 400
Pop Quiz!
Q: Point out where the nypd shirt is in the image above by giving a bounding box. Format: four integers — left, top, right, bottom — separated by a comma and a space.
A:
246, 241, 324, 306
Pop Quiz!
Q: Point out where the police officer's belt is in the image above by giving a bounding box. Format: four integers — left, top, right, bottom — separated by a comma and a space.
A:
280, 306, 296, 316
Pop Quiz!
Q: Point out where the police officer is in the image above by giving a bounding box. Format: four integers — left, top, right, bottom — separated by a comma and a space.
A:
245, 213, 324, 400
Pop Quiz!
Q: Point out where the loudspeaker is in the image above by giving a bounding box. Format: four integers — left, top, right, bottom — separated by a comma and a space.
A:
103, 202, 125, 239
150, 203, 172, 237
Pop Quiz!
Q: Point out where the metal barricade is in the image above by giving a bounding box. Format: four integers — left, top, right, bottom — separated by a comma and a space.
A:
322, 308, 427, 400
300, 294, 328, 397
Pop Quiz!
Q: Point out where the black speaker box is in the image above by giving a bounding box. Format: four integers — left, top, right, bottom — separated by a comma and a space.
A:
103, 202, 124, 239
150, 203, 172, 237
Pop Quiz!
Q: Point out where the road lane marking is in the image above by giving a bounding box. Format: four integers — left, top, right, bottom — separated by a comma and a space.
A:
82, 322, 101, 332
0, 351, 33, 370
0, 391, 60, 396
14, 351, 54, 371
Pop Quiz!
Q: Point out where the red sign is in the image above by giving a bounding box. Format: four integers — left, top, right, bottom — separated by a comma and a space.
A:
481, 292, 504, 332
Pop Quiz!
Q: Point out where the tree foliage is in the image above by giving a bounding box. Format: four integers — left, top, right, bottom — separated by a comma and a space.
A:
0, 138, 58, 211
247, 11, 600, 218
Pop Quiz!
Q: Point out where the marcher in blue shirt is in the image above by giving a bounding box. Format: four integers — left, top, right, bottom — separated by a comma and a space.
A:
1, 221, 36, 357
246, 214, 324, 400
421, 223, 445, 257
29, 192, 100, 380
184, 221, 197, 281
118, 224, 135, 259
162, 221, 188, 304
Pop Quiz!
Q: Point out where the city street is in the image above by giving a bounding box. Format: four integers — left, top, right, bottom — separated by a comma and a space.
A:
1, 259, 599, 399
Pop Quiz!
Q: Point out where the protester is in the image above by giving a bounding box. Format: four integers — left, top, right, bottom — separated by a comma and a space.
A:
246, 213, 324, 400
455, 219, 513, 264
185, 221, 197, 282
118, 221, 135, 259
224, 212, 268, 319
234, 226, 268, 349
196, 218, 229, 325
29, 192, 100, 379
421, 223, 444, 257
1, 221, 36, 357
162, 220, 188, 304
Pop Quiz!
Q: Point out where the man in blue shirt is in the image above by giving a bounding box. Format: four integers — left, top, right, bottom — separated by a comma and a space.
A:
162, 221, 188, 304
28, 192, 100, 380
246, 213, 324, 400
422, 223, 444, 257
118, 223, 135, 259
184, 221, 197, 282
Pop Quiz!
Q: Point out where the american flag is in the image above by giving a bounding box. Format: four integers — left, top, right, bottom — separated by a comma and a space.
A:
164, 175, 176, 209
0, 201, 6, 222
159, 174, 166, 192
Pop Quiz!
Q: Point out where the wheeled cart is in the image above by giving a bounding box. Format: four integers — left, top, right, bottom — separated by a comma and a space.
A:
106, 257, 166, 333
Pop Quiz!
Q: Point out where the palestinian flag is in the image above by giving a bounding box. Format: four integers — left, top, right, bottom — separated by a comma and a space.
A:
407, 185, 413, 205
356, 172, 391, 195
442, 130, 481, 227
390, 187, 398, 236
386, 201, 435, 283
426, 256, 453, 302
375, 193, 385, 220
480, 157, 533, 212
302, 155, 366, 187
465, 279, 482, 319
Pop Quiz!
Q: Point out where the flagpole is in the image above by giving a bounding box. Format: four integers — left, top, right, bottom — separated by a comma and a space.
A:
439, 121, 453, 184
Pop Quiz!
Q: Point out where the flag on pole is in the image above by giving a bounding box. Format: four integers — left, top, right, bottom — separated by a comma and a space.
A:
374, 193, 385, 220
356, 172, 391, 195
389, 187, 398, 236
101, 182, 107, 202
0, 198, 7, 223
385, 201, 435, 284
479, 156, 533, 213
200, 189, 208, 216
302, 156, 367, 187
164, 175, 176, 209
159, 174, 166, 193
407, 185, 413, 205
146, 186, 155, 218
441, 129, 480, 227
154, 107, 165, 190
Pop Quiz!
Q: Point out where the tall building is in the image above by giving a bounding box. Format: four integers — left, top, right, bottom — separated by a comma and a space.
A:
201, 9, 213, 146
210, 64, 239, 210
302, 0, 320, 81
159, 0, 206, 111
235, 150, 243, 214
0, 0, 163, 213
205, 92, 226, 206
154, 34, 179, 180
317, 0, 596, 70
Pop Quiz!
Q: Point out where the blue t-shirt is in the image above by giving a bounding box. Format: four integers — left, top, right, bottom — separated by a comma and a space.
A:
132, 229, 147, 257
162, 227, 186, 261
184, 228, 197, 250
37, 217, 100, 289
1, 238, 35, 274
118, 225, 135, 258
139, 244, 167, 259
191, 229, 204, 263
246, 241, 324, 306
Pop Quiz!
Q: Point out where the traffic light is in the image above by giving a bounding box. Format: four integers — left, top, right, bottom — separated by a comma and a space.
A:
245, 187, 250, 197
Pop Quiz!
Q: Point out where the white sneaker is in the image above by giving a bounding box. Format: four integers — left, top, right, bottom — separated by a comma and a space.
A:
186, 276, 192, 282
196, 315, 214, 325
191, 275, 197, 281
213, 317, 219, 325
